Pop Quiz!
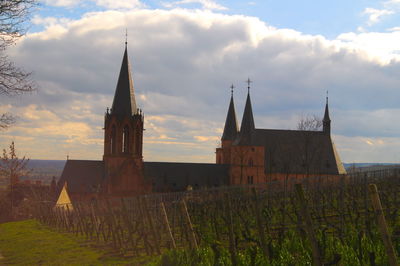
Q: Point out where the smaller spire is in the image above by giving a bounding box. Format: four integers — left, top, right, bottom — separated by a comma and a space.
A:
235, 86, 255, 145
326, 90, 329, 106
323, 92, 331, 134
323, 93, 330, 122
221, 85, 238, 141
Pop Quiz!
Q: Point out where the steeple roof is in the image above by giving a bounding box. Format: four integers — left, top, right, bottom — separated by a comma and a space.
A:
323, 97, 330, 122
236, 92, 255, 145
111, 45, 137, 116
221, 93, 238, 141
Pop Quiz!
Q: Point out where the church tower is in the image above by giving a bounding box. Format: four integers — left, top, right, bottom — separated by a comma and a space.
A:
216, 85, 238, 164
229, 79, 265, 185
103, 42, 147, 196
323, 96, 331, 135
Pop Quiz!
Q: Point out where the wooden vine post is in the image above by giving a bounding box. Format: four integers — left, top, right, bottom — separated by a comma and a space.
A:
160, 201, 176, 249
142, 196, 161, 255
181, 199, 198, 249
295, 184, 323, 266
225, 193, 238, 266
120, 198, 136, 252
252, 187, 270, 260
369, 184, 399, 266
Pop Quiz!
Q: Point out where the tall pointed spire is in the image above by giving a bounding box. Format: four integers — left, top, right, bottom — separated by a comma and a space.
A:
221, 85, 238, 141
323, 93, 331, 134
237, 86, 255, 145
111, 43, 137, 116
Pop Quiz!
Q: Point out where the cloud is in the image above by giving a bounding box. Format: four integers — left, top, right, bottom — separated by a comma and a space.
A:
95, 0, 145, 9
0, 104, 102, 159
361, 0, 400, 28
337, 31, 400, 64
2, 9, 400, 163
41, 0, 144, 9
363, 7, 394, 26
41, 0, 80, 7
162, 0, 227, 10
387, 26, 400, 31
334, 135, 400, 163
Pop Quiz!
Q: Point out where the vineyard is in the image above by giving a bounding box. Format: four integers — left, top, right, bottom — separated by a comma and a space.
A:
35, 172, 400, 265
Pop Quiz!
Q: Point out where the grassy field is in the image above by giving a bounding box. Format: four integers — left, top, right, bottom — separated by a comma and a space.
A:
0, 219, 157, 265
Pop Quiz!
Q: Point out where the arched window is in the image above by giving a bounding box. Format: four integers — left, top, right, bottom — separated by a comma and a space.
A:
122, 125, 129, 153
110, 125, 116, 154
135, 125, 141, 155
249, 158, 254, 166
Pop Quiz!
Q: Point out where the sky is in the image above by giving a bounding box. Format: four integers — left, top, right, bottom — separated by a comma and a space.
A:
1, 0, 400, 163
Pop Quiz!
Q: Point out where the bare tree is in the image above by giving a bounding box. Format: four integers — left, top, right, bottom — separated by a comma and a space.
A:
0, 113, 15, 130
0, 0, 37, 129
0, 141, 31, 219
297, 114, 322, 131
296, 115, 323, 179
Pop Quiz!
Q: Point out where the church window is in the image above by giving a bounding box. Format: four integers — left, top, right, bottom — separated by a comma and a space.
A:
249, 158, 254, 166
135, 125, 141, 155
110, 125, 116, 154
122, 125, 130, 153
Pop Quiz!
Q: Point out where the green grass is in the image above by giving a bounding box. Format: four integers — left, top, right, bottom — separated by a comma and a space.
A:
0, 219, 156, 265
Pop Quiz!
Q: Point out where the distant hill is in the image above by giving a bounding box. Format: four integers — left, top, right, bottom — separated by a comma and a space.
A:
343, 163, 400, 172
343, 163, 398, 169
22, 160, 66, 185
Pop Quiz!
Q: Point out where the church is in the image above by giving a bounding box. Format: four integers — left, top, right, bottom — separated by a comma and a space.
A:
57, 44, 346, 201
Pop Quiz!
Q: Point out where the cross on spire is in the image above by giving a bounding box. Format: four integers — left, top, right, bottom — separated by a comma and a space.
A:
125, 28, 128, 47
230, 84, 235, 97
326, 90, 329, 103
246, 77, 252, 93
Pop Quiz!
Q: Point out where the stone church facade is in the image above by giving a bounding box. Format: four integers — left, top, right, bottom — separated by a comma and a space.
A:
58, 45, 346, 201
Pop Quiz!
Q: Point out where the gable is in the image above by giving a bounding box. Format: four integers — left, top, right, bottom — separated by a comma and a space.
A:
55, 182, 73, 210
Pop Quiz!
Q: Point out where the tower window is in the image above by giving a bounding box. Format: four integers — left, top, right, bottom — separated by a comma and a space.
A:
122, 125, 130, 153
249, 158, 254, 166
110, 125, 116, 154
135, 124, 141, 155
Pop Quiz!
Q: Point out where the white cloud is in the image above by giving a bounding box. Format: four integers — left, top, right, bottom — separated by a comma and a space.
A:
387, 26, 400, 31
162, 0, 227, 10
337, 31, 400, 64
3, 9, 400, 163
41, 0, 144, 9
95, 0, 145, 9
41, 0, 80, 7
363, 7, 394, 26
334, 135, 400, 163
361, 0, 400, 28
